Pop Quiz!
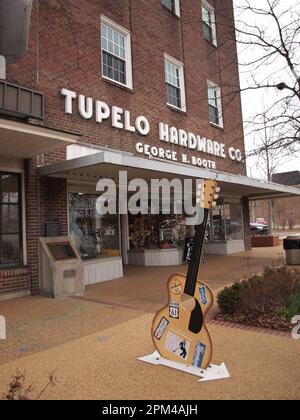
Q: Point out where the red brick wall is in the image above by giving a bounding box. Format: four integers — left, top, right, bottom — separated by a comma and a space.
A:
0, 268, 30, 296
7, 0, 246, 175
25, 159, 40, 294
23, 161, 68, 294
2, 0, 247, 295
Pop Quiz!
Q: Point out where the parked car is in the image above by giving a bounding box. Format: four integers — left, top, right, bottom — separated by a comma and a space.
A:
255, 218, 268, 226
250, 222, 269, 235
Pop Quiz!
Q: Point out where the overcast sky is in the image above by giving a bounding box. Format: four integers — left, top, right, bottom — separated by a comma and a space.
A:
233, 0, 300, 179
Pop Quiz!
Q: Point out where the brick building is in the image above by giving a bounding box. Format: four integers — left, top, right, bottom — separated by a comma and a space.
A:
251, 171, 300, 229
0, 0, 299, 299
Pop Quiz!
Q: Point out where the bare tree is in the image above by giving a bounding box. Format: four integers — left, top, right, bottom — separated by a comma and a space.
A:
250, 113, 289, 231
232, 0, 300, 155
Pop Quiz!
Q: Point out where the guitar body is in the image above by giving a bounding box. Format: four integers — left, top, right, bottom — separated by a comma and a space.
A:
151, 273, 214, 369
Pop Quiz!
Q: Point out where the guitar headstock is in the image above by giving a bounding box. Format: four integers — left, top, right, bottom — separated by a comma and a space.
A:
197, 180, 220, 210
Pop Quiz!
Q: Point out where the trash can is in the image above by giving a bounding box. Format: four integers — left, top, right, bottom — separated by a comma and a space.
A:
283, 236, 300, 265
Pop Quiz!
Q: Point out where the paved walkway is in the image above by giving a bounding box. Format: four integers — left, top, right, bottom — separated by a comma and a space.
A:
0, 246, 299, 400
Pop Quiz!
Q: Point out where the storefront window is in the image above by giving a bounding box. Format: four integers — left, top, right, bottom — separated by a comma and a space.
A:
208, 198, 243, 242
68, 193, 120, 260
129, 213, 194, 250
0, 173, 22, 267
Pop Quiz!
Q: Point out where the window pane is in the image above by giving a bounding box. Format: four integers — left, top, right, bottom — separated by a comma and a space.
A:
1, 174, 19, 203
69, 193, 120, 260
102, 51, 126, 84
167, 83, 181, 108
102, 23, 126, 60
107, 27, 113, 42
0, 173, 22, 266
1, 205, 20, 234
202, 5, 212, 26
202, 4, 216, 44
165, 62, 180, 88
1, 234, 20, 265
161, 0, 176, 14
203, 22, 213, 42
208, 86, 218, 106
224, 202, 243, 240
209, 104, 219, 125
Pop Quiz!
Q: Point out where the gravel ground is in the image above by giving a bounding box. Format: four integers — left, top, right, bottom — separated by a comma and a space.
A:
0, 245, 299, 400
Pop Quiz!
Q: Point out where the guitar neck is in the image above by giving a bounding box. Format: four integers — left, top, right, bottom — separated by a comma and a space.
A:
184, 208, 209, 297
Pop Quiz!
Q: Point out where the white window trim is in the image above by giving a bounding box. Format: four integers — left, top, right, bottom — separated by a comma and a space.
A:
164, 53, 187, 113
101, 15, 133, 90
202, 0, 218, 47
174, 0, 181, 17
207, 80, 223, 128
0, 167, 27, 266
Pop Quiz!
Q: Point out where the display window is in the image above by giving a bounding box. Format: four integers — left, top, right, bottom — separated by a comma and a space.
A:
68, 193, 120, 260
128, 213, 194, 250
208, 198, 243, 242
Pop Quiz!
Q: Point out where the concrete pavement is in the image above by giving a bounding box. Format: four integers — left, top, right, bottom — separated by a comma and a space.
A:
0, 245, 299, 400
0, 314, 299, 400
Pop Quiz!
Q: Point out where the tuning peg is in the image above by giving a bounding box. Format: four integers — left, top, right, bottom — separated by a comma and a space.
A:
215, 187, 220, 193
196, 198, 201, 204
212, 201, 217, 207
214, 194, 219, 200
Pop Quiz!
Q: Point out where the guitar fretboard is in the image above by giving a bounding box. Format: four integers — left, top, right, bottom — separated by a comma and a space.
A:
184, 209, 209, 297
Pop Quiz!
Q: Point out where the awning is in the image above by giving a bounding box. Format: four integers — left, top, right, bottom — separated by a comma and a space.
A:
38, 149, 300, 200
0, 118, 80, 158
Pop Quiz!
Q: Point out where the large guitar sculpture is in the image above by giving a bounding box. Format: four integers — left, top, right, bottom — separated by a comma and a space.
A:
151, 180, 220, 369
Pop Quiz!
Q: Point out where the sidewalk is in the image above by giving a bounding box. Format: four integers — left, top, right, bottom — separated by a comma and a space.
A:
0, 314, 299, 400
0, 245, 299, 400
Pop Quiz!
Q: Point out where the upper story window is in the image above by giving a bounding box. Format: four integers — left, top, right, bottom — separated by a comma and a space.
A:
0, 172, 22, 267
161, 0, 181, 17
101, 16, 133, 89
164, 54, 186, 112
202, 1, 217, 46
208, 82, 223, 127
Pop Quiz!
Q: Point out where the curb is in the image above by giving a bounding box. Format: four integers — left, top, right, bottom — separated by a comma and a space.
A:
207, 318, 292, 339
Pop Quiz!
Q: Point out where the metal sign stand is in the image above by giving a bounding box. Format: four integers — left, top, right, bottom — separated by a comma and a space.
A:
138, 351, 230, 383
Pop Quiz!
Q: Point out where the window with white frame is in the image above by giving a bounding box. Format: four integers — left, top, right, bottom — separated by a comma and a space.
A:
208, 82, 223, 127
165, 55, 186, 112
202, 1, 217, 46
161, 0, 181, 17
0, 172, 23, 267
101, 16, 133, 89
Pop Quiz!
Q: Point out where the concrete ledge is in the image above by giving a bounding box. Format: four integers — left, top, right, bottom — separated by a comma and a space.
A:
128, 249, 184, 266
0, 290, 30, 302
84, 257, 123, 285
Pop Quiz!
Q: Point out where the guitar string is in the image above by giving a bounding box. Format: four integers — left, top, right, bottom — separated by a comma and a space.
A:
191, 210, 209, 294
189, 212, 208, 295
186, 220, 202, 295
185, 209, 209, 296
190, 210, 209, 294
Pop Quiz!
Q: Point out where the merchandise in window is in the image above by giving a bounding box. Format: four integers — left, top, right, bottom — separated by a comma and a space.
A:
207, 199, 243, 242
129, 213, 193, 251
69, 193, 120, 260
